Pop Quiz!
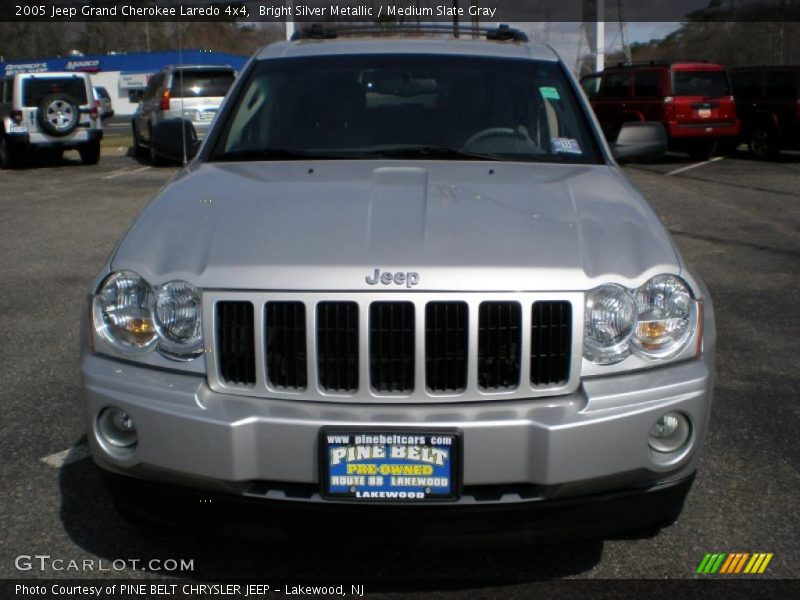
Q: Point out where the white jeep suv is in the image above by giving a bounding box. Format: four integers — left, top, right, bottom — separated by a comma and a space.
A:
0, 71, 103, 168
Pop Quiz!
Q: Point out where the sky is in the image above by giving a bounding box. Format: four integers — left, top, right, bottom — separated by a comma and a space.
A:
519, 22, 682, 72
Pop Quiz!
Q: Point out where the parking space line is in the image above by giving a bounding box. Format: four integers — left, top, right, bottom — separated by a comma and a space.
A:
103, 166, 151, 180
101, 166, 136, 179
40, 442, 90, 469
665, 156, 724, 176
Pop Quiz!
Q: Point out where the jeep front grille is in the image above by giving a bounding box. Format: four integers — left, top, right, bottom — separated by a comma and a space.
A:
216, 301, 256, 386
317, 301, 359, 393
369, 302, 415, 393
530, 301, 572, 386
207, 292, 581, 404
425, 302, 468, 393
478, 301, 522, 390
266, 301, 307, 390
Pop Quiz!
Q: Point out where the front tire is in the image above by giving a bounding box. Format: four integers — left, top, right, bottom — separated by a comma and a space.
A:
0, 136, 17, 169
748, 126, 780, 160
79, 140, 101, 165
149, 140, 166, 166
131, 121, 147, 158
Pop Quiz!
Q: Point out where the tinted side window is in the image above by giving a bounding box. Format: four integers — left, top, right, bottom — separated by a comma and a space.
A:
634, 71, 662, 98
764, 70, 798, 100
1, 79, 9, 103
732, 71, 763, 101
602, 72, 632, 99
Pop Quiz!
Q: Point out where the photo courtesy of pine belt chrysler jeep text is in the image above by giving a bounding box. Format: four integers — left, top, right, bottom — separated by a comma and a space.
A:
81, 25, 715, 543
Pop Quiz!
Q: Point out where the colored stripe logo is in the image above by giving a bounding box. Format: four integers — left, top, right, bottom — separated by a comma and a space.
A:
696, 552, 773, 574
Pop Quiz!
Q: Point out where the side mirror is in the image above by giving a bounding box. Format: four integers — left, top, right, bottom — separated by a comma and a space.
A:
612, 122, 667, 163
151, 119, 200, 163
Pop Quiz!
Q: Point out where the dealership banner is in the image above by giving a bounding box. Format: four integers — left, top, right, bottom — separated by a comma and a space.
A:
2, 0, 800, 23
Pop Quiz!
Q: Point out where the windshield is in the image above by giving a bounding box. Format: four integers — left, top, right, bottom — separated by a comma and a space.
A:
209, 54, 600, 164
673, 70, 730, 98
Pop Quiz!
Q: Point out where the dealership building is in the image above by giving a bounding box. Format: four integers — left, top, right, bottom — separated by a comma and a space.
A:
0, 49, 248, 117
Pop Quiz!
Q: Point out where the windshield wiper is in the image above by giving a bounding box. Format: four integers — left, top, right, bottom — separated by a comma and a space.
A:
372, 146, 504, 161
211, 148, 357, 162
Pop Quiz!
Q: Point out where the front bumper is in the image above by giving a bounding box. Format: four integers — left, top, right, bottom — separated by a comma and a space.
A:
102, 468, 696, 544
82, 352, 714, 503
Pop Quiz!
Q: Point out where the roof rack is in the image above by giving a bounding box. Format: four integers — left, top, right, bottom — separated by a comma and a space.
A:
608, 60, 710, 70
291, 23, 529, 43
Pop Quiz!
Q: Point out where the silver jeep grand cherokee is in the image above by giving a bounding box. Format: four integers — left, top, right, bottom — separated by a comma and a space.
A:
81, 26, 715, 542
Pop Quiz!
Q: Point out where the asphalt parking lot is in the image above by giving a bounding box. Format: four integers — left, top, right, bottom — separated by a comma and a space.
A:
0, 141, 798, 590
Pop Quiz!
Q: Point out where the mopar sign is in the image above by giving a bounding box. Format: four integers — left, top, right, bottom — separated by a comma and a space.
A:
66, 59, 100, 72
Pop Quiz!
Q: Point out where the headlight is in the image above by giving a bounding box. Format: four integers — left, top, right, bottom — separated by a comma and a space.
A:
583, 275, 698, 366
92, 271, 203, 361
632, 275, 696, 359
93, 271, 156, 352
155, 280, 203, 360
583, 284, 637, 364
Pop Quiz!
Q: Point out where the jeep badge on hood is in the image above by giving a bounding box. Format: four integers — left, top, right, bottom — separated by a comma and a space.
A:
366, 269, 420, 288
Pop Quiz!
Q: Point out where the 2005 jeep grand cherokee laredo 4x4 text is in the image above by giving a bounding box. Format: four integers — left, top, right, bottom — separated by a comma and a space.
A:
81, 26, 715, 543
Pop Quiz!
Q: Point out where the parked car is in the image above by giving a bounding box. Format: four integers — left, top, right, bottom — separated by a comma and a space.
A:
730, 66, 800, 159
582, 61, 740, 160
93, 85, 114, 119
83, 26, 715, 543
0, 71, 103, 168
131, 64, 236, 163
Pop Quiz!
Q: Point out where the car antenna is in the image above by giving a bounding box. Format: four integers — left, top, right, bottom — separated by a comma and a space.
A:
178, 25, 187, 165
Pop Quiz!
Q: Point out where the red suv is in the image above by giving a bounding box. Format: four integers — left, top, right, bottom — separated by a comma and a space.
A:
582, 62, 740, 160
730, 66, 800, 159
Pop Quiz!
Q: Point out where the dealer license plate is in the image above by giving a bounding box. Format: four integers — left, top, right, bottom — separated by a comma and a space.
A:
320, 430, 460, 502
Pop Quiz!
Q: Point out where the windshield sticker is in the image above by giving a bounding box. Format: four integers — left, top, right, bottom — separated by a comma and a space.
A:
552, 137, 582, 155
539, 86, 561, 100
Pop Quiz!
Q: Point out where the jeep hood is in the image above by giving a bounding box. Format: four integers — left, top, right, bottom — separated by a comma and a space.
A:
111, 161, 681, 291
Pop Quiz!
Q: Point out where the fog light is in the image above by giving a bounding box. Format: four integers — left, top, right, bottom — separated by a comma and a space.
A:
648, 412, 691, 453
97, 407, 138, 448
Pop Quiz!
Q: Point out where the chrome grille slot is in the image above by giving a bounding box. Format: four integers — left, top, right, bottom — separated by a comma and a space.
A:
317, 301, 359, 392
425, 301, 468, 392
216, 301, 256, 385
478, 301, 522, 390
266, 301, 307, 390
370, 301, 415, 393
531, 301, 572, 386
